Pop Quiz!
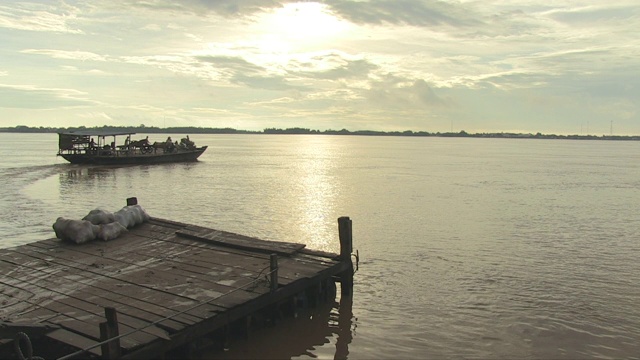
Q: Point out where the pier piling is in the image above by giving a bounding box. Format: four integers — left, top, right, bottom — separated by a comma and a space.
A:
100, 307, 121, 359
338, 216, 354, 297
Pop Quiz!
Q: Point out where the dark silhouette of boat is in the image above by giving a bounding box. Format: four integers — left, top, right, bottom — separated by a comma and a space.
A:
57, 131, 207, 165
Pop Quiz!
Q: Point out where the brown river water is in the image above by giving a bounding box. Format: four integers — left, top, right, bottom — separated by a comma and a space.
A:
1, 133, 639, 359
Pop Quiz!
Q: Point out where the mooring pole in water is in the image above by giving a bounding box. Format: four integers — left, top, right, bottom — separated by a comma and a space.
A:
338, 216, 354, 297
126, 197, 138, 206
270, 253, 278, 293
100, 307, 121, 359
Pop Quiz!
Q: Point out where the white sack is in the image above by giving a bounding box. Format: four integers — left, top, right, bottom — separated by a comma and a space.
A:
114, 205, 150, 228
96, 222, 128, 241
129, 204, 150, 224
52, 217, 99, 244
82, 209, 116, 225
114, 207, 134, 228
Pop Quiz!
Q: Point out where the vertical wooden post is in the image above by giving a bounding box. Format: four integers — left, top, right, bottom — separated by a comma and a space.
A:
100, 307, 121, 359
338, 217, 352, 261
338, 217, 354, 297
126, 197, 138, 206
270, 253, 278, 293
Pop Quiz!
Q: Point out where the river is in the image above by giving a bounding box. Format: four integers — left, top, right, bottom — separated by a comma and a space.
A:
1, 133, 639, 359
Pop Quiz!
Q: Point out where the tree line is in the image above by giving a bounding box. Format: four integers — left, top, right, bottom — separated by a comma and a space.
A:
1, 125, 638, 140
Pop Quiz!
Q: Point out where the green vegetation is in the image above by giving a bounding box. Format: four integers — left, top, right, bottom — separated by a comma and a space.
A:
0, 125, 638, 140
0, 125, 255, 134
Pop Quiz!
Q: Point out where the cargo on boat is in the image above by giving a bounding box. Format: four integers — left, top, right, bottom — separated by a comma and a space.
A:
57, 131, 207, 165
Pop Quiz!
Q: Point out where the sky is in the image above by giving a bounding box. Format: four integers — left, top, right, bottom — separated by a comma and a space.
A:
0, 1, 639, 134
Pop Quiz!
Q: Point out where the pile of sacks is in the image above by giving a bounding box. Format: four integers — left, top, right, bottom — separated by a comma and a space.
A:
52, 204, 150, 244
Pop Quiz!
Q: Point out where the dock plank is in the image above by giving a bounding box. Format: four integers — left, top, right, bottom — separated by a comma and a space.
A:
0, 270, 155, 349
46, 328, 102, 357
0, 250, 218, 324
176, 227, 306, 256
0, 255, 191, 332
24, 242, 266, 309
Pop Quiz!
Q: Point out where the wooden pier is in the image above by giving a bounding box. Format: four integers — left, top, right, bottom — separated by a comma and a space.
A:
0, 201, 354, 359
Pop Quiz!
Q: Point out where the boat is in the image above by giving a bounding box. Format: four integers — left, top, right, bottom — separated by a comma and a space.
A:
56, 130, 207, 165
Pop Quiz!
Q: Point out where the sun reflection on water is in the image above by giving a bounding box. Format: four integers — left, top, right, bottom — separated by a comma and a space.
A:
293, 136, 340, 253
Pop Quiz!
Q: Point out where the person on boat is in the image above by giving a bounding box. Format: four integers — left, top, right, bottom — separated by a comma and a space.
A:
88, 138, 96, 154
180, 135, 195, 150
164, 137, 175, 152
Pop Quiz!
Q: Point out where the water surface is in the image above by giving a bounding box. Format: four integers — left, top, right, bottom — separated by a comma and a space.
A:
1, 133, 639, 359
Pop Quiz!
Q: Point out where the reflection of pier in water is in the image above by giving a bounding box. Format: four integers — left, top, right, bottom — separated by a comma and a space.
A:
211, 292, 355, 359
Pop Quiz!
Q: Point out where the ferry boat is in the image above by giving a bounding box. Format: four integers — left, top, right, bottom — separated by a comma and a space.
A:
57, 131, 207, 165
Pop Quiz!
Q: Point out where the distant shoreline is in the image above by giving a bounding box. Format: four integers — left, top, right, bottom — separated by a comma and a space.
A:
1, 125, 638, 141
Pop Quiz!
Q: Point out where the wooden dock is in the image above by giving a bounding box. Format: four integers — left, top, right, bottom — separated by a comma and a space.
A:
0, 202, 354, 360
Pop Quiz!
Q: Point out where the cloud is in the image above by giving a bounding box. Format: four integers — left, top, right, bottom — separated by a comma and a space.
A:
78, 111, 114, 121
195, 55, 265, 75
325, 0, 482, 27
365, 77, 446, 110
0, 84, 94, 109
546, 4, 640, 25
141, 23, 162, 31
21, 49, 107, 62
0, 3, 83, 33
122, 0, 288, 17
1, 1, 639, 133
231, 73, 301, 90
292, 53, 378, 80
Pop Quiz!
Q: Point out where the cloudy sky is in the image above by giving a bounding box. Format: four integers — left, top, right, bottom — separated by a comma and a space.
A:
0, 1, 638, 134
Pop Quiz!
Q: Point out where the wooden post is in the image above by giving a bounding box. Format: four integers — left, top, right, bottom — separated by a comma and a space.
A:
100, 307, 121, 359
126, 197, 138, 206
270, 254, 278, 293
338, 217, 354, 297
338, 217, 352, 261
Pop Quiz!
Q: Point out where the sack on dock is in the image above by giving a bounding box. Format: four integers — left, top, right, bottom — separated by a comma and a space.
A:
82, 209, 116, 225
96, 221, 128, 241
52, 217, 99, 244
129, 204, 150, 225
114, 204, 150, 228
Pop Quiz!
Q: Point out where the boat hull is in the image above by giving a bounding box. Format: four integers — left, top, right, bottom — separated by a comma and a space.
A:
59, 146, 207, 165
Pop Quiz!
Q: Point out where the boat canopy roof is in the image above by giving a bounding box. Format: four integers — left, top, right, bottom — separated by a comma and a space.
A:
58, 131, 136, 150
58, 130, 135, 137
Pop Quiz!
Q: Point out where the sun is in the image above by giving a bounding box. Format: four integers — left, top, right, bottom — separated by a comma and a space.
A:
257, 2, 349, 44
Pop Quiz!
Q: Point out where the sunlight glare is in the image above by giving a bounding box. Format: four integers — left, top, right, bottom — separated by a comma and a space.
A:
258, 2, 349, 44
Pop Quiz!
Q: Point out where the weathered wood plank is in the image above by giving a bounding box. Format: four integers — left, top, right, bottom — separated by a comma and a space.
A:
0, 254, 189, 332
0, 275, 151, 349
0, 250, 220, 323
0, 321, 59, 339
176, 227, 306, 256
46, 328, 102, 357
147, 217, 190, 230
23, 243, 266, 309
54, 296, 170, 341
